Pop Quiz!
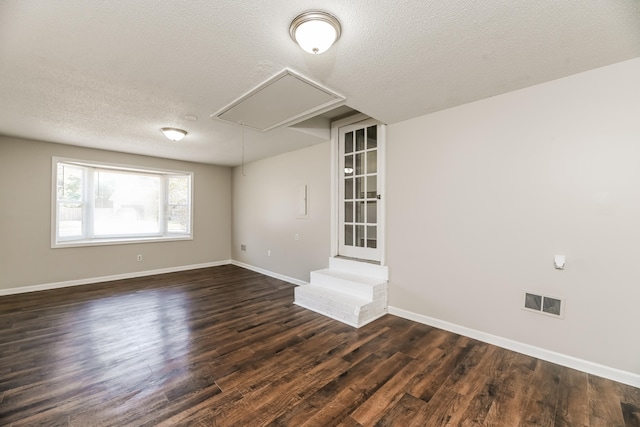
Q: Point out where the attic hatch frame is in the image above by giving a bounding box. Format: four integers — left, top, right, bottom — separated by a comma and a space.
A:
211, 68, 346, 132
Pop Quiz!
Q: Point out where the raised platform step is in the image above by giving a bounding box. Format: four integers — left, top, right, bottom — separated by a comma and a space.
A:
294, 284, 387, 328
294, 257, 389, 328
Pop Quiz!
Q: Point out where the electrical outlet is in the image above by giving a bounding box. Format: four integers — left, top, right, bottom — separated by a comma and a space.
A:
295, 233, 299, 241
267, 250, 271, 257
137, 254, 142, 262
240, 244, 246, 251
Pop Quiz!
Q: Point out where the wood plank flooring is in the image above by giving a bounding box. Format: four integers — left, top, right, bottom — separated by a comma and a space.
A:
0, 265, 638, 426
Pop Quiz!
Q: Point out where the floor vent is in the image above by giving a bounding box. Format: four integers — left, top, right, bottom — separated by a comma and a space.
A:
523, 292, 564, 318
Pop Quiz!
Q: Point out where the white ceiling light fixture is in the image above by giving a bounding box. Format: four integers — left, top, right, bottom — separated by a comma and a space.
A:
161, 127, 187, 142
290, 10, 342, 54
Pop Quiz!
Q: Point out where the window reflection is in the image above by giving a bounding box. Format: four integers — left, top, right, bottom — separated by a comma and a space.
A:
53, 290, 190, 396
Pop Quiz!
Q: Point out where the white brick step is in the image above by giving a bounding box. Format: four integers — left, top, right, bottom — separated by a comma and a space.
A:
310, 269, 385, 299
294, 285, 385, 328
294, 258, 389, 328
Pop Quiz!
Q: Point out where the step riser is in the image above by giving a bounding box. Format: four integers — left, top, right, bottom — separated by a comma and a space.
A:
329, 258, 389, 280
294, 286, 388, 328
309, 272, 386, 299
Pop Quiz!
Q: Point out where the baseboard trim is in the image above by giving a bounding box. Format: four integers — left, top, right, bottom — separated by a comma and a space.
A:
230, 260, 309, 287
0, 260, 233, 296
388, 306, 640, 389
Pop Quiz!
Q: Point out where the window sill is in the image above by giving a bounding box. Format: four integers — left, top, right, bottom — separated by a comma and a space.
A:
52, 235, 193, 249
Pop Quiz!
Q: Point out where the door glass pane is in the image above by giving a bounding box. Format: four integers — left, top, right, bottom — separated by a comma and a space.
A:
345, 224, 353, 246
356, 225, 365, 247
367, 150, 377, 174
367, 226, 377, 248
344, 155, 354, 175
345, 178, 353, 200
367, 176, 377, 199
367, 200, 377, 224
344, 202, 353, 223
355, 153, 363, 175
356, 129, 365, 151
355, 201, 364, 223
355, 177, 364, 199
345, 132, 353, 153
367, 126, 377, 149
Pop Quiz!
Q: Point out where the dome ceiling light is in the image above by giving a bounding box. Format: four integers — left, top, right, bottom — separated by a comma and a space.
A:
161, 127, 188, 142
290, 10, 342, 54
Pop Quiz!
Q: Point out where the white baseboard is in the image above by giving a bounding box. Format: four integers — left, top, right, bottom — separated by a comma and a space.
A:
230, 260, 309, 287
0, 260, 232, 296
388, 306, 640, 389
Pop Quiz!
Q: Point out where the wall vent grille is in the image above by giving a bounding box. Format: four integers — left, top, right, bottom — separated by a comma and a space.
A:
523, 292, 564, 318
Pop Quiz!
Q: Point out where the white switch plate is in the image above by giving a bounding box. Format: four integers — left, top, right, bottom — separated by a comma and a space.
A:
297, 184, 308, 218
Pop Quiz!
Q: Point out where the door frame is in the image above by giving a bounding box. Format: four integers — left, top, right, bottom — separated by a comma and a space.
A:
330, 113, 386, 265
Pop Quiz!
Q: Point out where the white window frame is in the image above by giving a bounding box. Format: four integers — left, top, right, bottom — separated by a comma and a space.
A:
52, 157, 194, 248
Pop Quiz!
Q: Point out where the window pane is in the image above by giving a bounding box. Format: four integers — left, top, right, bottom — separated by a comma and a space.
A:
57, 164, 83, 201
345, 132, 353, 153
367, 126, 377, 149
93, 171, 161, 236
167, 176, 190, 234
168, 205, 189, 233
356, 129, 365, 151
58, 203, 83, 237
168, 176, 190, 205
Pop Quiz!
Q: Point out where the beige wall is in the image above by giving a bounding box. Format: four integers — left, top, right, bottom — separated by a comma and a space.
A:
387, 58, 640, 374
232, 142, 331, 282
0, 136, 231, 291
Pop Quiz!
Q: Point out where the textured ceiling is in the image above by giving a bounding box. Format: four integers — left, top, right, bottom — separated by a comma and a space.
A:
1, 1, 639, 166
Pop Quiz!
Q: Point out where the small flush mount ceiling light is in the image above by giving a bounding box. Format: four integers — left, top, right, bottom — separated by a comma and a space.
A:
161, 127, 188, 142
290, 10, 341, 54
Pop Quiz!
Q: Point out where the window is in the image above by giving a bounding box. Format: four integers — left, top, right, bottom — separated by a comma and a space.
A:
53, 157, 193, 247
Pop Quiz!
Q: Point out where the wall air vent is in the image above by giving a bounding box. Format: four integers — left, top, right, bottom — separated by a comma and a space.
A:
211, 69, 345, 132
523, 292, 565, 318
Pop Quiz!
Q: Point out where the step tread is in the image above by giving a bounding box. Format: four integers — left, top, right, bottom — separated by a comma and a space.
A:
312, 269, 386, 286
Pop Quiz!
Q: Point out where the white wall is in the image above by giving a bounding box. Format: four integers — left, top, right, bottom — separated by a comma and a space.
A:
0, 136, 232, 291
386, 58, 640, 374
232, 142, 331, 282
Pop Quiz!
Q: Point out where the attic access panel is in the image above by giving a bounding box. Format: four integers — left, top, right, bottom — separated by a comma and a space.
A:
212, 69, 345, 131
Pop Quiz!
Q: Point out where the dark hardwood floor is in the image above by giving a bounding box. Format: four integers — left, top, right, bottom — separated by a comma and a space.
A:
0, 265, 638, 426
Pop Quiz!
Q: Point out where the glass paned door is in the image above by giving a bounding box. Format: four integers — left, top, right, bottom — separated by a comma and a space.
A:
338, 120, 383, 261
